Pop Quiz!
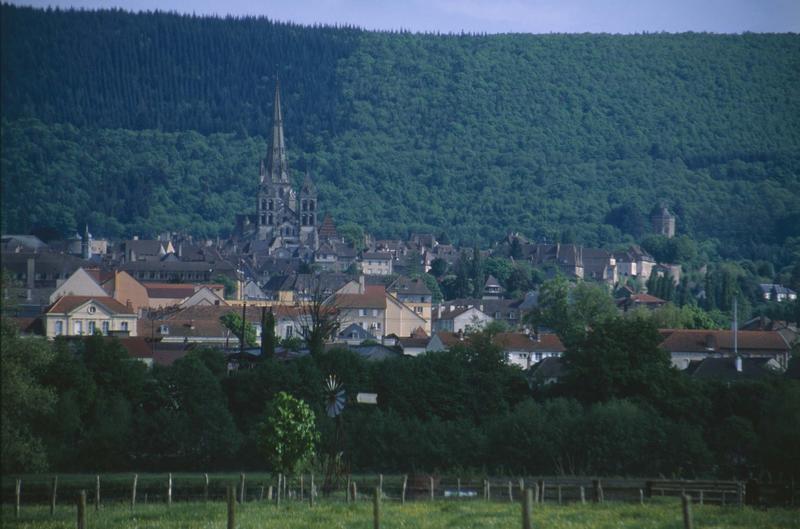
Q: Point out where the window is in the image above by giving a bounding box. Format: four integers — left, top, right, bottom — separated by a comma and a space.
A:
372, 309, 378, 317
102, 321, 109, 335
88, 321, 96, 334
359, 309, 367, 317
120, 321, 129, 332
285, 326, 293, 338
88, 306, 96, 314
159, 324, 170, 335
74, 321, 83, 335
55, 320, 63, 336
415, 306, 423, 313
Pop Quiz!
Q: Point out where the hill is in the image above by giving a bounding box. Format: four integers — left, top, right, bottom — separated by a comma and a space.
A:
2, 5, 799, 257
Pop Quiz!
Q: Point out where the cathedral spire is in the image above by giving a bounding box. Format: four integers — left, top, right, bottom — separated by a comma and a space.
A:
266, 79, 290, 183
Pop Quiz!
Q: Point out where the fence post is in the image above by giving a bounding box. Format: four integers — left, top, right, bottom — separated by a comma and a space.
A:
76, 490, 86, 529
239, 473, 246, 504
521, 487, 533, 529
736, 482, 744, 508
519, 478, 524, 495
487, 480, 491, 501
639, 489, 644, 505
131, 474, 138, 511
259, 486, 264, 501
351, 480, 357, 503
167, 473, 172, 506
267, 486, 273, 502
533, 483, 539, 505
300, 475, 304, 501
699, 490, 703, 506
346, 476, 351, 503
457, 478, 461, 498
558, 485, 562, 505
598, 480, 604, 504
277, 473, 282, 506
95, 475, 100, 511
15, 478, 21, 518
227, 486, 235, 529
379, 474, 383, 496
580, 485, 585, 505
681, 493, 693, 529
373, 487, 382, 529
430, 476, 434, 501
508, 481, 513, 502
539, 480, 545, 503
204, 473, 209, 503
50, 475, 58, 515
310, 474, 315, 507
401, 475, 407, 505
645, 480, 653, 499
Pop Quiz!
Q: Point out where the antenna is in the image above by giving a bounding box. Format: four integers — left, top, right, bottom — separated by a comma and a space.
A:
733, 297, 738, 355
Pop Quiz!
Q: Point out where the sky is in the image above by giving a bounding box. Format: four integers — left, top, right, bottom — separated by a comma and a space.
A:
9, 0, 800, 33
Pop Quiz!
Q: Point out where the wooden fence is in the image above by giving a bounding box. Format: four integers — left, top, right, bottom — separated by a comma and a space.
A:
2, 474, 797, 509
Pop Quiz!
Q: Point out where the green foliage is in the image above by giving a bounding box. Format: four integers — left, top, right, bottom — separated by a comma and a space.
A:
0, 319, 55, 473
220, 312, 257, 347
2, 6, 799, 259
258, 392, 319, 475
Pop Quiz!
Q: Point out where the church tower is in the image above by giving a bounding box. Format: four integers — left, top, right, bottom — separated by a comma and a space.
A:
257, 81, 297, 241
299, 172, 318, 248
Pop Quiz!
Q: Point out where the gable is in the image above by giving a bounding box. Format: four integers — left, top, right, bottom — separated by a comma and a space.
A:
49, 268, 107, 303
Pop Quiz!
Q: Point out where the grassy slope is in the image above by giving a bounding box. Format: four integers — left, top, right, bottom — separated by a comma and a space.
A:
2, 498, 799, 529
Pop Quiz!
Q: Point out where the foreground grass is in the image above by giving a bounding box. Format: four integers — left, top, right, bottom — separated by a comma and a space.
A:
3, 498, 799, 529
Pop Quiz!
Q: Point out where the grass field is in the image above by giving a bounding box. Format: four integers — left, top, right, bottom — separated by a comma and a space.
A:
2, 497, 799, 529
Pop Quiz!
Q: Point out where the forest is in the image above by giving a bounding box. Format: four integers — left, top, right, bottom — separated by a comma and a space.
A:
2, 5, 799, 260
3, 312, 799, 480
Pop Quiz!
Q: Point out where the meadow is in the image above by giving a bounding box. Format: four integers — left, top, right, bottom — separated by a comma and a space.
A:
2, 497, 799, 529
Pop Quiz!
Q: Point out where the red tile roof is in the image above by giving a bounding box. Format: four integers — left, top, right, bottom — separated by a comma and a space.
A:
48, 296, 135, 315
659, 329, 790, 353
494, 332, 566, 353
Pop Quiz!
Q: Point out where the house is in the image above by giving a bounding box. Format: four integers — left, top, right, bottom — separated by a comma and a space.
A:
387, 276, 432, 333
493, 332, 566, 369
613, 245, 656, 283
396, 327, 430, 356
685, 357, 780, 381
759, 284, 797, 303
337, 323, 378, 345
1, 251, 89, 306
582, 248, 618, 285
529, 357, 566, 385
617, 293, 666, 312
179, 286, 228, 308
45, 296, 138, 338
49, 267, 109, 303
426, 331, 463, 352
444, 298, 526, 329
432, 305, 493, 334
659, 329, 792, 370
144, 283, 226, 308
361, 252, 393, 276
120, 258, 236, 283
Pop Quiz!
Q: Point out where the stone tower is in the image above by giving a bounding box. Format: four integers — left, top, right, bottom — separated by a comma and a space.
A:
651, 205, 676, 238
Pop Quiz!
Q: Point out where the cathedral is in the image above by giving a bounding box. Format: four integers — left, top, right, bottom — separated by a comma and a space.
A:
236, 81, 319, 254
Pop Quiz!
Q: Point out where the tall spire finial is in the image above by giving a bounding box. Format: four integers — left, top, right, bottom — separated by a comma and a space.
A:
265, 79, 289, 183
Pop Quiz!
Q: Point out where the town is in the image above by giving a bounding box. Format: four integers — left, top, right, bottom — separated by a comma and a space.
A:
3, 83, 796, 381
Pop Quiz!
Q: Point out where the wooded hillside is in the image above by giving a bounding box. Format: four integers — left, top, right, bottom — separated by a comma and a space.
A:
2, 5, 799, 257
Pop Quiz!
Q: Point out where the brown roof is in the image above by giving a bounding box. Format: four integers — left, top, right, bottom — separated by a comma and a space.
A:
435, 331, 463, 347
334, 287, 387, 310
48, 296, 135, 315
494, 332, 566, 353
659, 329, 790, 354
629, 293, 666, 304
362, 252, 393, 261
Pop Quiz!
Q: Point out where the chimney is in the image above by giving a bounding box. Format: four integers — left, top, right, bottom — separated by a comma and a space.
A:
358, 275, 366, 294
26, 257, 35, 301
704, 334, 716, 351
735, 355, 743, 373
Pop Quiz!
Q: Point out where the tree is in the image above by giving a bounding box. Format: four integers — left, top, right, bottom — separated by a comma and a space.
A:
261, 308, 276, 359
299, 275, 345, 356
338, 223, 365, 251
561, 316, 674, 404
1, 318, 55, 473
258, 392, 319, 475
429, 257, 449, 278
220, 312, 257, 348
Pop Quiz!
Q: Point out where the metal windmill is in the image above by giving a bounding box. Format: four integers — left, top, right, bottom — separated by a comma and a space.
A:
322, 374, 347, 491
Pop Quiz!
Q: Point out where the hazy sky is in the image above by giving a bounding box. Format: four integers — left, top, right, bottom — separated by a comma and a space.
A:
9, 0, 800, 33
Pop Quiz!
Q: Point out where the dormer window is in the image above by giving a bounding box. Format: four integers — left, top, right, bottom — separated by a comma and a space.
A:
88, 306, 96, 314
159, 325, 170, 335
